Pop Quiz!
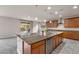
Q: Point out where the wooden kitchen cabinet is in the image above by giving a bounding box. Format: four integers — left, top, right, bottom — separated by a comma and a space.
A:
31, 33, 63, 54
58, 34, 63, 44
52, 37, 56, 49
55, 34, 62, 47
32, 44, 45, 54
23, 40, 45, 54
46, 20, 58, 28
52, 33, 63, 50
55, 35, 59, 47
64, 19, 69, 27
64, 17, 79, 41
39, 44, 45, 54
31, 46, 40, 54
63, 32, 73, 38
63, 32, 79, 41
64, 17, 79, 28
22, 34, 63, 54
31, 40, 45, 54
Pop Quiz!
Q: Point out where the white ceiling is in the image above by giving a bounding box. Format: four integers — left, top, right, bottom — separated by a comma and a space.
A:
0, 5, 79, 21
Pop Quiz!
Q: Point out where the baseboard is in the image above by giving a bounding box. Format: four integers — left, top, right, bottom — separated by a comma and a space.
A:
0, 35, 17, 39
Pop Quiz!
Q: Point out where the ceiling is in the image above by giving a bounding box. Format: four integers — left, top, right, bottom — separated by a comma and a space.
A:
0, 5, 79, 21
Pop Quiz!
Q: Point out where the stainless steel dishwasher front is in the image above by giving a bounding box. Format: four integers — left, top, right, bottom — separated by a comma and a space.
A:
46, 37, 53, 54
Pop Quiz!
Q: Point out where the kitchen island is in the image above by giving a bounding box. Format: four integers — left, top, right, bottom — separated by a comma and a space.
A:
17, 32, 63, 54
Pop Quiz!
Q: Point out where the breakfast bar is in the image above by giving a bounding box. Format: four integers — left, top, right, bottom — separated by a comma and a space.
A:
17, 32, 63, 54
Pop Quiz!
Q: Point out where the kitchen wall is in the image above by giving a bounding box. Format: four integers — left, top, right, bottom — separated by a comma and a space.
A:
0, 17, 20, 38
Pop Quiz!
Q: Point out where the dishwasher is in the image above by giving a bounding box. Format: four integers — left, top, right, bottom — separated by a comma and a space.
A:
46, 37, 53, 54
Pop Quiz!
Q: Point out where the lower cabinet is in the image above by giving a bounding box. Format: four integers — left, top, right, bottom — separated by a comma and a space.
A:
45, 33, 63, 54
31, 46, 40, 54
39, 44, 45, 54
31, 44, 45, 54
52, 35, 58, 49
63, 32, 72, 38
19, 33, 63, 54
58, 34, 63, 44
31, 40, 45, 54
52, 33, 63, 50
52, 38, 56, 49
63, 32, 79, 41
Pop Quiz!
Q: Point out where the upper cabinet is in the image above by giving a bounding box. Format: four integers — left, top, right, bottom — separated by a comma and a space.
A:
64, 17, 79, 28
46, 20, 58, 28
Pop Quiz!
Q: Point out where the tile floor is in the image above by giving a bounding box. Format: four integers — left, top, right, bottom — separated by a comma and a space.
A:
0, 38, 17, 54
0, 38, 79, 54
52, 38, 79, 54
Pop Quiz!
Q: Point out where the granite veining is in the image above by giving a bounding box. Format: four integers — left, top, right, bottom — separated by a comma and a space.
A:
18, 32, 63, 44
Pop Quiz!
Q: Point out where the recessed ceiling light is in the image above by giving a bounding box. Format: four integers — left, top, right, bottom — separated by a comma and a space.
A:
47, 6, 52, 10
35, 17, 38, 20
73, 6, 78, 9
55, 11, 58, 15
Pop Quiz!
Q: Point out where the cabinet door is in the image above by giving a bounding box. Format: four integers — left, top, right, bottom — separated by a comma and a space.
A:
63, 32, 79, 39
32, 47, 40, 54
74, 32, 79, 40
58, 34, 62, 44
52, 34, 63, 51
39, 44, 45, 54
46, 20, 58, 28
52, 37, 56, 49
55, 35, 59, 47
64, 18, 79, 28
70, 32, 79, 40
32, 44, 45, 54
63, 32, 72, 38
64, 19, 69, 27
53, 21, 58, 27
52, 35, 58, 49
31, 40, 45, 54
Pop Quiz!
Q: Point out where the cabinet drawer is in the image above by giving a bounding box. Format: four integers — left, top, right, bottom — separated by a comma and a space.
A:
32, 40, 45, 49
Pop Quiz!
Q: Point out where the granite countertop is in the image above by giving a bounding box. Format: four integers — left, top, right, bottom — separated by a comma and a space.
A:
48, 24, 79, 32
17, 32, 63, 45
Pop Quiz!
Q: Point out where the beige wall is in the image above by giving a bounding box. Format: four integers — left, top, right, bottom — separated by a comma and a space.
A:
0, 17, 20, 38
